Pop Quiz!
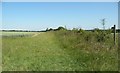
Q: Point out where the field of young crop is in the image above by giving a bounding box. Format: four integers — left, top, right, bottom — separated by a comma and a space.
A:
2, 30, 118, 71
2, 32, 36, 37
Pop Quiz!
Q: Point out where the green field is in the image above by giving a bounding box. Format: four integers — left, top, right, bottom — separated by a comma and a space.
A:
2, 32, 36, 37
2, 30, 118, 71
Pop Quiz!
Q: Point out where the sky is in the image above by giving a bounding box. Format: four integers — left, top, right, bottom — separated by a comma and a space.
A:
0, 2, 1, 29
2, 0, 120, 2
1, 2, 118, 31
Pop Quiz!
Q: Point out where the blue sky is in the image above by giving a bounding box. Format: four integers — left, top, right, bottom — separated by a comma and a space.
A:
2, 2, 118, 31
0, 2, 2, 29
2, 0, 120, 2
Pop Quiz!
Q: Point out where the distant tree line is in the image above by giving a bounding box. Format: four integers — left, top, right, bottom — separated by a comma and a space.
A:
45, 26, 120, 33
2, 30, 43, 32
1, 27, 120, 33
46, 26, 67, 32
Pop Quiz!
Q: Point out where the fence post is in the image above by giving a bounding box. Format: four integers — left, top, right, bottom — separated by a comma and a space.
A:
114, 25, 116, 45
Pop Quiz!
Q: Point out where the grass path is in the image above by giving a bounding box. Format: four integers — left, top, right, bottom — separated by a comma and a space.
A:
2, 32, 79, 71
32, 33, 41, 37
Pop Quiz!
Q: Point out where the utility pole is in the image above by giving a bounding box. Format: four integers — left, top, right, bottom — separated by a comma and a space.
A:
113, 25, 116, 45
102, 18, 105, 30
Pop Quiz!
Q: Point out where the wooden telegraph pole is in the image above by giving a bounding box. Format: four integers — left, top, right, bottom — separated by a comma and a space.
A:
113, 25, 116, 45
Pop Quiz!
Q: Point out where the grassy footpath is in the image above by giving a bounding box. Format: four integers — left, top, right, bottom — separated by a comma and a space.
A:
2, 31, 118, 71
3, 32, 78, 71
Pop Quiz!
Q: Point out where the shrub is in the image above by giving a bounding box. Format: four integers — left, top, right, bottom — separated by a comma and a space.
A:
77, 28, 85, 34
95, 31, 111, 42
96, 33, 105, 42
54, 26, 67, 31
58, 26, 66, 30
84, 32, 92, 42
72, 28, 78, 33
106, 29, 112, 34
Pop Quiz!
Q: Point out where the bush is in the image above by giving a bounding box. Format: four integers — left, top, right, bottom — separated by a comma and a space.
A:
55, 26, 67, 31
95, 31, 111, 42
96, 33, 105, 42
77, 28, 85, 34
106, 29, 112, 34
72, 28, 78, 33
83, 32, 92, 42
46, 28, 54, 31
92, 28, 112, 42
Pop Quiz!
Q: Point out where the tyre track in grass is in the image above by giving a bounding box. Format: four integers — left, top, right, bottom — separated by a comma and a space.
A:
3, 32, 78, 71
30, 32, 78, 71
32, 32, 41, 37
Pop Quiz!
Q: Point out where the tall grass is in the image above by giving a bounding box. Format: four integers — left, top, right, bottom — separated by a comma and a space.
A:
53, 29, 118, 71
2, 30, 118, 71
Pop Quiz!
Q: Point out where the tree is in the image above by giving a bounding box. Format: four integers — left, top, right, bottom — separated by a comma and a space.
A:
49, 28, 53, 31
57, 26, 66, 30
46, 28, 49, 31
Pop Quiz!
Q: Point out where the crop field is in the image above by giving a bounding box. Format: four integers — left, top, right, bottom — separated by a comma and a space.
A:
2, 30, 118, 71
1, 32, 36, 37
